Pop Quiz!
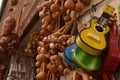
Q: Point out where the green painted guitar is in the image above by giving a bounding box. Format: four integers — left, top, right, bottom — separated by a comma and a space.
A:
72, 47, 102, 72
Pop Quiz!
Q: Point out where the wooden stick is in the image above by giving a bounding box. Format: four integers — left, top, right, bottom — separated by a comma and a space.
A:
40, 61, 44, 72
15, 4, 26, 34
47, 71, 50, 80
76, 69, 89, 80
52, 72, 56, 80
61, 21, 73, 34
49, 72, 52, 80
72, 71, 82, 80
55, 25, 66, 34
17, 0, 43, 37
70, 22, 78, 35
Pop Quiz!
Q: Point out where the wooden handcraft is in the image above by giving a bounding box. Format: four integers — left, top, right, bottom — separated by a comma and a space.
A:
16, 0, 44, 39
90, 14, 120, 78
102, 13, 120, 72
76, 5, 115, 56
72, 47, 102, 72
62, 42, 77, 67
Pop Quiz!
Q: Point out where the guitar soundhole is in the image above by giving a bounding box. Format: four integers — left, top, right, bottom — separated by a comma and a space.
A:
95, 26, 103, 32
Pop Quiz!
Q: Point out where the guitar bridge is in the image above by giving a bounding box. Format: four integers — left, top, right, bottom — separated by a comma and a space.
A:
87, 33, 100, 43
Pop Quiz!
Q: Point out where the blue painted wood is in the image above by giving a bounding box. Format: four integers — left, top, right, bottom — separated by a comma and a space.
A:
62, 43, 77, 67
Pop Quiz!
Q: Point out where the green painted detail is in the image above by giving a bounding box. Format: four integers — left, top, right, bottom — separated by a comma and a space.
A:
118, 4, 120, 12
72, 47, 102, 72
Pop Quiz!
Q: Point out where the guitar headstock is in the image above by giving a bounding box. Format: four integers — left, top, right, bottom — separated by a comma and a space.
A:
103, 5, 115, 16
109, 13, 118, 33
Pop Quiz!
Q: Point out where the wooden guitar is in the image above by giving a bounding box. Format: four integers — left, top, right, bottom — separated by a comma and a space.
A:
90, 13, 120, 78
102, 13, 120, 72
62, 42, 77, 67
76, 5, 115, 56
72, 47, 102, 72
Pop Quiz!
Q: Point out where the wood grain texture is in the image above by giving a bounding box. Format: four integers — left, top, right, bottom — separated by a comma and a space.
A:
7, 55, 35, 80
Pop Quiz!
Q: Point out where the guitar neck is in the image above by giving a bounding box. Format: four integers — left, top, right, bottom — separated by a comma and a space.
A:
98, 12, 111, 27
97, 5, 115, 28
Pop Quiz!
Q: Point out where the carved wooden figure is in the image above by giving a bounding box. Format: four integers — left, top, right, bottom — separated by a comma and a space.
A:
0, 16, 19, 79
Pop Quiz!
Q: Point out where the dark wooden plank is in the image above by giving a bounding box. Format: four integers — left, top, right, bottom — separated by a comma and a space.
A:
6, 0, 43, 80
16, 0, 43, 39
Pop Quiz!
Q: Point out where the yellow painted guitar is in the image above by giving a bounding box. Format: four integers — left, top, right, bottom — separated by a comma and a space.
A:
76, 5, 115, 56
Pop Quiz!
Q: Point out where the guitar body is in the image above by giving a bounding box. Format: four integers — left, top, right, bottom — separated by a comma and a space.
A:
90, 32, 120, 76
76, 17, 110, 56
90, 13, 120, 77
72, 47, 102, 72
103, 32, 120, 72
103, 14, 120, 72
62, 43, 77, 67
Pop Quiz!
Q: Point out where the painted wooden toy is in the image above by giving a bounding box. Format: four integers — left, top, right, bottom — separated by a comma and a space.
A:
76, 5, 115, 56
62, 43, 77, 67
90, 13, 120, 78
102, 13, 120, 72
72, 47, 102, 72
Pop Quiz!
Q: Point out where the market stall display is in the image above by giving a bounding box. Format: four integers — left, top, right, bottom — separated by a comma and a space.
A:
0, 0, 120, 80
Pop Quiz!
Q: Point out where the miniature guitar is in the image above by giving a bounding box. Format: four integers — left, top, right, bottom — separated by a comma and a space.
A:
62, 42, 77, 67
90, 13, 120, 77
76, 5, 115, 56
102, 13, 120, 72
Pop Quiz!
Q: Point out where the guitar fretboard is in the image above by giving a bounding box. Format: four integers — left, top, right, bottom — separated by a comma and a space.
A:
98, 12, 111, 28
97, 4, 115, 29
